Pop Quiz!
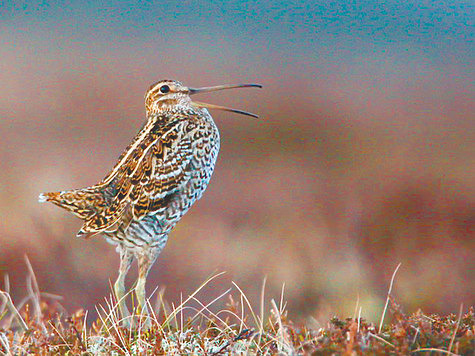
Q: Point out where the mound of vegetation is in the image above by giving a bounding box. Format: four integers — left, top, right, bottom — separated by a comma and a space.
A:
0, 268, 473, 355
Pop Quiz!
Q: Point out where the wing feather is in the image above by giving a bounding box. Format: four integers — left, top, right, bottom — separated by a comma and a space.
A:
78, 116, 196, 236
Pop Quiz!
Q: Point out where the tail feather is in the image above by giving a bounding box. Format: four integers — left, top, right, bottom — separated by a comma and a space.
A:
76, 228, 100, 239
38, 189, 104, 220
39, 188, 124, 239
38, 193, 48, 203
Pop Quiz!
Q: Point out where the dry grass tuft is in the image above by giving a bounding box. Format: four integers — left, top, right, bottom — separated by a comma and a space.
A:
0, 267, 473, 355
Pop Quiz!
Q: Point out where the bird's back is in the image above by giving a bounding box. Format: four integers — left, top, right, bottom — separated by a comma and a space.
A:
40, 108, 220, 244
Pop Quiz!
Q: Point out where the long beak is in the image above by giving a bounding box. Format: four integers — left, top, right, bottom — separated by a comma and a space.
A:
189, 83, 262, 118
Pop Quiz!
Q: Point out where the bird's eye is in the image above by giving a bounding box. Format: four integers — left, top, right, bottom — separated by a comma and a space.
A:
160, 85, 170, 93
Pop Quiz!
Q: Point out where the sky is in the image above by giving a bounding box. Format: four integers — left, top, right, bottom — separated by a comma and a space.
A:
2, 1, 473, 63
2, 0, 473, 125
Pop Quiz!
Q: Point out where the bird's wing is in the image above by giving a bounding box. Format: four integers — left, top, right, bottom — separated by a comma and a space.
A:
77, 116, 195, 237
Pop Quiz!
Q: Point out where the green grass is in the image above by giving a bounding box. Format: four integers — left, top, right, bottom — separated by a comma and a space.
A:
0, 266, 473, 355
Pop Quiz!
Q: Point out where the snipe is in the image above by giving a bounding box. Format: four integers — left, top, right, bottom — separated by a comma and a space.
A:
39, 80, 261, 326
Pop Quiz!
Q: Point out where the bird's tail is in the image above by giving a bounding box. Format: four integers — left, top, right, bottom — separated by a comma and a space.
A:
39, 188, 123, 239
38, 189, 102, 220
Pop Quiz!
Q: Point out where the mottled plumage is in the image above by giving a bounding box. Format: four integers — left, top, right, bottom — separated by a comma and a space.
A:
39, 79, 261, 326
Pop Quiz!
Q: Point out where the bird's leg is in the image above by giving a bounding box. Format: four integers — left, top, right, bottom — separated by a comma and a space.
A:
135, 250, 159, 323
114, 246, 134, 326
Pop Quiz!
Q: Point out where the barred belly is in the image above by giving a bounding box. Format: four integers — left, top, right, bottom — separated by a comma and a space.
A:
104, 215, 168, 252
104, 144, 219, 253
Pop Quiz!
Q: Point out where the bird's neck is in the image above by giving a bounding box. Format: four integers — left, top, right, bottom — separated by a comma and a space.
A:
145, 98, 194, 118
145, 102, 214, 124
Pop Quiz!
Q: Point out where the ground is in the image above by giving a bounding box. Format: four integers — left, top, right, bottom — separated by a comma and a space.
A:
1, 272, 473, 355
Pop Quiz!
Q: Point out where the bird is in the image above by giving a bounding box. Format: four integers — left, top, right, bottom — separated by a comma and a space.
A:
39, 80, 261, 325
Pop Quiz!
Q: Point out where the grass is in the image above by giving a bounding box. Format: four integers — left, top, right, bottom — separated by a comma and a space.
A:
0, 260, 473, 355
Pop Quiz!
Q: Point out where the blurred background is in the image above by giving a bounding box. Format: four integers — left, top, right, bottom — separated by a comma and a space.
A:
0, 1, 473, 323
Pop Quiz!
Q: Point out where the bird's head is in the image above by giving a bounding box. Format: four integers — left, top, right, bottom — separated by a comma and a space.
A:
145, 80, 262, 118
